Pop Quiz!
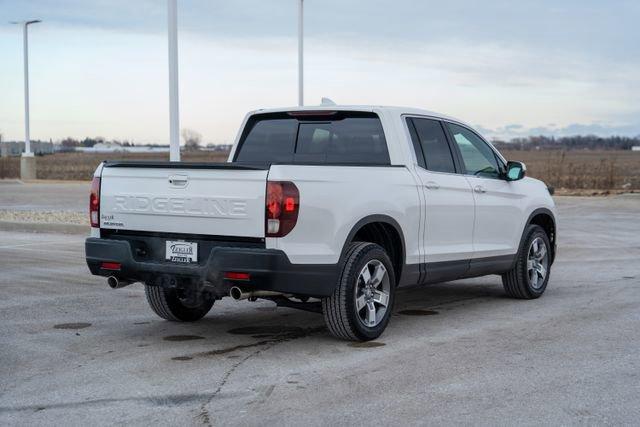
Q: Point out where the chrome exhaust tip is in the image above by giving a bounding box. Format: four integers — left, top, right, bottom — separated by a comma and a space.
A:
107, 276, 132, 289
229, 286, 286, 301
229, 286, 245, 300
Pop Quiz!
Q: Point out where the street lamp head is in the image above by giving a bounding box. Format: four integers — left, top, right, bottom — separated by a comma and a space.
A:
9, 19, 42, 25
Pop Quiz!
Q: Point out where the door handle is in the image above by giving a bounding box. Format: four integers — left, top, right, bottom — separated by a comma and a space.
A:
474, 185, 486, 194
424, 181, 440, 190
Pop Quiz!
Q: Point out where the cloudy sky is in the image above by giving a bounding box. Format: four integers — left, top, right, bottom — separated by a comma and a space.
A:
1, 0, 639, 144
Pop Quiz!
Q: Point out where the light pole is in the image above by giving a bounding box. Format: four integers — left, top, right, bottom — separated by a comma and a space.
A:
298, 0, 304, 106
11, 19, 41, 157
167, 0, 180, 162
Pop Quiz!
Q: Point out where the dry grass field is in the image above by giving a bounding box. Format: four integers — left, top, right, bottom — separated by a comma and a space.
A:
501, 149, 640, 192
1, 150, 639, 192
0, 151, 228, 181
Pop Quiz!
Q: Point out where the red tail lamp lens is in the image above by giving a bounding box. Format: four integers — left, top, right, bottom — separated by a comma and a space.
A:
90, 177, 101, 228
266, 181, 299, 237
101, 262, 121, 271
285, 197, 295, 212
224, 272, 250, 281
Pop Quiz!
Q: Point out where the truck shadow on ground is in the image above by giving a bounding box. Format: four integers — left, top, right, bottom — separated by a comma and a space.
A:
144, 278, 508, 360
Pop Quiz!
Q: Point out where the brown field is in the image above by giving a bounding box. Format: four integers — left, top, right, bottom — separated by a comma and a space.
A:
0, 151, 228, 181
501, 149, 640, 192
1, 150, 639, 191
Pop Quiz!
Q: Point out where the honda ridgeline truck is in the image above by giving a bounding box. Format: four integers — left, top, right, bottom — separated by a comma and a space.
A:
85, 105, 557, 341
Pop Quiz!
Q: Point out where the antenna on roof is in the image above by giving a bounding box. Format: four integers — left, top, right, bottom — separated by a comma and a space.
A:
321, 97, 336, 106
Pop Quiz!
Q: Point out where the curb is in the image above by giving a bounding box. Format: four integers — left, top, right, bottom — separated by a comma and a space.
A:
0, 221, 88, 235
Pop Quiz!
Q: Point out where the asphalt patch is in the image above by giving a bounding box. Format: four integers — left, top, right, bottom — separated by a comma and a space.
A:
398, 309, 439, 316
163, 335, 205, 342
171, 356, 193, 361
54, 322, 92, 330
349, 341, 386, 348
227, 326, 305, 336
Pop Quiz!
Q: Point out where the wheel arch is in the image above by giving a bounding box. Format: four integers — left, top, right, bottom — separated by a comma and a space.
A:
524, 208, 557, 264
339, 215, 406, 286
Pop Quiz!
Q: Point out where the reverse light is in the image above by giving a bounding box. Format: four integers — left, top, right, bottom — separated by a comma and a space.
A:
266, 181, 299, 237
90, 177, 101, 228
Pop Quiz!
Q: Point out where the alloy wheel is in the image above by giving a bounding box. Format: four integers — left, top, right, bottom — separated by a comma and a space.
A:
527, 237, 549, 290
354, 259, 391, 327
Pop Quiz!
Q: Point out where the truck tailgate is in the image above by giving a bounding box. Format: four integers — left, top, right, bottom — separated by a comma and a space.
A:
99, 162, 268, 238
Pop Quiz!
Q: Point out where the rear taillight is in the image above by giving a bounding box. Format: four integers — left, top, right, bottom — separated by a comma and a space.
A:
265, 181, 299, 237
90, 177, 100, 228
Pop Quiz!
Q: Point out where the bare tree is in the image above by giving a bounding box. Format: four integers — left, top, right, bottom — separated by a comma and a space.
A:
181, 128, 202, 151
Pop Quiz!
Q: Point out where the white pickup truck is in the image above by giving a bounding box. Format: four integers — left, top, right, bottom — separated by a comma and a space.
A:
85, 105, 557, 341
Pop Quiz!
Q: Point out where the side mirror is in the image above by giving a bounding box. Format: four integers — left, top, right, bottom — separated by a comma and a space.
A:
506, 161, 526, 181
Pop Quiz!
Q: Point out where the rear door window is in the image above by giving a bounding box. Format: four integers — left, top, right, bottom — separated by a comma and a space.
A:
407, 118, 456, 173
234, 112, 390, 165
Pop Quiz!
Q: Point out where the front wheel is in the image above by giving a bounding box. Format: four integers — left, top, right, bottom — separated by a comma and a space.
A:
145, 285, 214, 321
502, 225, 552, 299
322, 242, 396, 341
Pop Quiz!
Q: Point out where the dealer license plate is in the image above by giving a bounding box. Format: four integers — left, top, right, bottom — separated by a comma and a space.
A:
165, 240, 198, 263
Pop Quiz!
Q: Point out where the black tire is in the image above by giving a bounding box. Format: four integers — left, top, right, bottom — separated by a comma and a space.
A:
502, 224, 552, 299
322, 242, 396, 341
144, 285, 214, 321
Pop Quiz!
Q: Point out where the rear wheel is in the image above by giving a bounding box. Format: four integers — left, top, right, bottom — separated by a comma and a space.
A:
144, 285, 214, 321
322, 242, 396, 341
502, 225, 551, 299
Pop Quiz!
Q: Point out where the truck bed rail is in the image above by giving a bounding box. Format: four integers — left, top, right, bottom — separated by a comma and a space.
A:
103, 161, 268, 170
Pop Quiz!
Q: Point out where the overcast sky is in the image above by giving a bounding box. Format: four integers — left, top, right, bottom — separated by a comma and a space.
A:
1, 0, 639, 144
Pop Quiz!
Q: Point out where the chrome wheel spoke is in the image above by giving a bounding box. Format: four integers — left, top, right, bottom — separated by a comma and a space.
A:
371, 263, 387, 288
360, 267, 372, 285
530, 269, 538, 287
356, 294, 367, 311
366, 301, 377, 326
535, 263, 547, 278
373, 290, 389, 307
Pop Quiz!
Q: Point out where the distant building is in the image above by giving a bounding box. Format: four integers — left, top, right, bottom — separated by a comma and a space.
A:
632, 146, 640, 152
0, 141, 55, 157
92, 141, 124, 152
203, 144, 233, 152
75, 142, 169, 153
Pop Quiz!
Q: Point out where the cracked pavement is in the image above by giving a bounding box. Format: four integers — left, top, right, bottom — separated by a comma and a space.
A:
1, 194, 639, 425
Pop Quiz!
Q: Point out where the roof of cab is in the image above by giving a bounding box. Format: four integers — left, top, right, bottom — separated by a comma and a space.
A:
248, 104, 472, 129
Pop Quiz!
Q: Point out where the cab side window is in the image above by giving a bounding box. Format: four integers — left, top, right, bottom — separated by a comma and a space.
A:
407, 118, 456, 173
447, 123, 501, 179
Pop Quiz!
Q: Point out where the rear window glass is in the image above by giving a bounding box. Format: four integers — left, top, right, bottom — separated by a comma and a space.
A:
234, 112, 390, 165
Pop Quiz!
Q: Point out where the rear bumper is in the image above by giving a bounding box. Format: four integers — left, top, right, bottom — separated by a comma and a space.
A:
85, 237, 338, 297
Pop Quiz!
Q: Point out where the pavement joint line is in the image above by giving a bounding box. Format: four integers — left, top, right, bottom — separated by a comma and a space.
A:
0, 221, 88, 235
0, 240, 76, 249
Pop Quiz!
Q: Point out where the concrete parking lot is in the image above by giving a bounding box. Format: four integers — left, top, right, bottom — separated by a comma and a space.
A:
1, 191, 639, 425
